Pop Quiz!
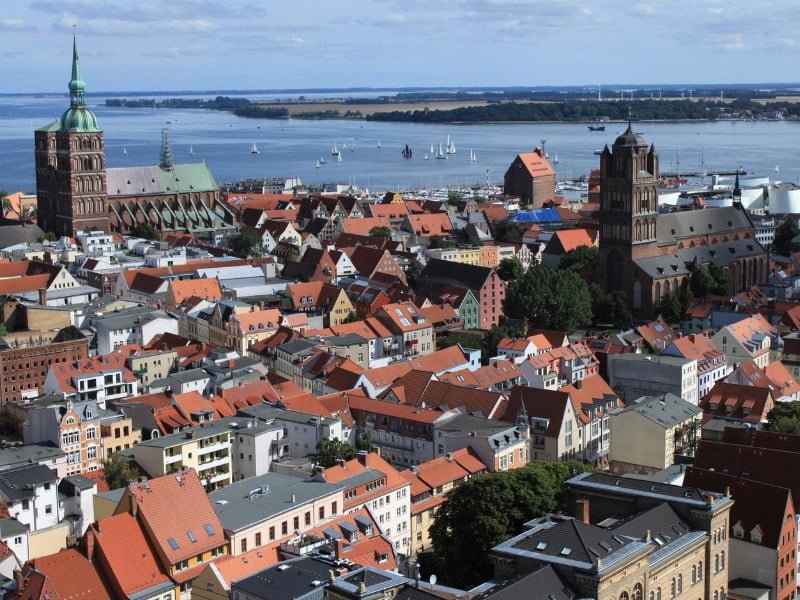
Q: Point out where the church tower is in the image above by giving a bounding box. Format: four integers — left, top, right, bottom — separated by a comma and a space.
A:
35, 36, 109, 235
597, 124, 659, 293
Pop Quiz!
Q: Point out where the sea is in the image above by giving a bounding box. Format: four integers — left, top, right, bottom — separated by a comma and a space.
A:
1, 92, 799, 194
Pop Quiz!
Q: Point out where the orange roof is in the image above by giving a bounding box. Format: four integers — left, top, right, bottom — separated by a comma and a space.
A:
347, 394, 446, 424
233, 308, 283, 333
341, 216, 392, 236
168, 277, 222, 304
366, 203, 410, 220
404, 213, 453, 237
48, 352, 137, 394
515, 149, 555, 177
550, 228, 594, 253
362, 361, 413, 390
412, 452, 470, 490
92, 513, 171, 597
24, 549, 112, 600
406, 344, 470, 373
125, 469, 226, 565
0, 273, 51, 295
212, 541, 282, 586
323, 452, 409, 508
378, 301, 430, 333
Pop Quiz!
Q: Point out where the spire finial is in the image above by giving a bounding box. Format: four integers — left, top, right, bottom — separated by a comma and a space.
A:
160, 127, 174, 170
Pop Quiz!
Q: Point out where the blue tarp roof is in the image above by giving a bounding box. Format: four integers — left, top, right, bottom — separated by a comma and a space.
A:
513, 208, 561, 223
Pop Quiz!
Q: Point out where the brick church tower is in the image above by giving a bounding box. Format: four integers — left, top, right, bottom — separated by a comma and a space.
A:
596, 124, 659, 294
35, 36, 109, 235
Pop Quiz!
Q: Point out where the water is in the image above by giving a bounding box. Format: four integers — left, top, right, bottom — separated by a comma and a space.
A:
1, 94, 799, 193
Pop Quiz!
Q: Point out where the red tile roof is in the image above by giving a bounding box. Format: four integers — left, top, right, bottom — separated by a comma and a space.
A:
168, 277, 222, 304
124, 469, 227, 565
21, 549, 112, 600
700, 382, 773, 424
91, 513, 171, 597
515, 149, 555, 177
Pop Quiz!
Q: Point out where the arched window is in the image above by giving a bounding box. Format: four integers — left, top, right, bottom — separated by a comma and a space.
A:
714, 592, 719, 600
633, 583, 643, 600
677, 574, 682, 594
714, 554, 720, 573
720, 550, 725, 569
656, 588, 661, 600
691, 564, 697, 584
620, 592, 629, 600
670, 578, 676, 598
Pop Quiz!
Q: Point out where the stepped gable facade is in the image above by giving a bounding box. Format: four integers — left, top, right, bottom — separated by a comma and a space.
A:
596, 125, 767, 315
36, 38, 235, 236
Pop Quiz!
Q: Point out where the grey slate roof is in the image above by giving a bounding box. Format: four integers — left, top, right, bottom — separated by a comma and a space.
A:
615, 393, 702, 429
0, 518, 28, 539
0, 464, 58, 502
0, 223, 47, 249
419, 258, 493, 293
0, 444, 65, 471
106, 162, 217, 197
635, 238, 764, 279
657, 206, 754, 247
209, 472, 343, 533
472, 565, 574, 600
232, 556, 334, 599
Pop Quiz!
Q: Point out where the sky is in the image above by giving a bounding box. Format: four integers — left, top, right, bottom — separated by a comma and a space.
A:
0, 0, 798, 93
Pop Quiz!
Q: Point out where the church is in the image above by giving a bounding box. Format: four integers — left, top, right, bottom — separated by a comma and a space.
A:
596, 125, 767, 316
35, 38, 236, 237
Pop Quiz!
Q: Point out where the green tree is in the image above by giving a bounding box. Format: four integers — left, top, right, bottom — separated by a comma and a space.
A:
405, 258, 424, 287
369, 226, 392, 238
496, 257, 525, 282
341, 311, 360, 324
43, 232, 58, 242
103, 453, 137, 490
447, 191, 463, 207
428, 235, 457, 249
504, 264, 592, 333
228, 228, 266, 256
766, 403, 800, 434
311, 437, 356, 468
0, 191, 12, 219
708, 263, 732, 296
428, 460, 593, 587
773, 217, 800, 256
493, 221, 523, 244
559, 246, 598, 272
130, 222, 161, 241
657, 291, 683, 323
689, 264, 716, 298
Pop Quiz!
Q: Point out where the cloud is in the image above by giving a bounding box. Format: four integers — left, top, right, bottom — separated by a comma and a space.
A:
53, 13, 218, 36
722, 34, 746, 52
631, 4, 657, 16
0, 18, 36, 32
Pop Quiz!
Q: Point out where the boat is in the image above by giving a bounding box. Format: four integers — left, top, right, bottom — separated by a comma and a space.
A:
377, 141, 382, 149
331, 141, 339, 156
436, 143, 447, 160
250, 142, 260, 155
123, 147, 127, 156
188, 145, 195, 156
469, 149, 477, 162
553, 153, 559, 164
593, 149, 603, 155
424, 153, 429, 160
319, 156, 326, 165
430, 144, 435, 155
775, 164, 781, 173
402, 144, 412, 159
446, 135, 456, 154
336, 152, 342, 162
316, 160, 321, 169
588, 125, 605, 131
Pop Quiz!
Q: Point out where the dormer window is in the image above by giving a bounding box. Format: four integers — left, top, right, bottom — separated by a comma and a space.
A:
732, 522, 744, 539
751, 525, 763, 544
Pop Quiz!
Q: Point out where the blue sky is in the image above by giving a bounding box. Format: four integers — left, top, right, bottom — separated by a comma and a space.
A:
1, 0, 798, 93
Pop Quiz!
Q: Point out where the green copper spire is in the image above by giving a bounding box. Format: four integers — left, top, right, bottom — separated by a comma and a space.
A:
59, 35, 99, 132
160, 127, 174, 169
68, 34, 86, 107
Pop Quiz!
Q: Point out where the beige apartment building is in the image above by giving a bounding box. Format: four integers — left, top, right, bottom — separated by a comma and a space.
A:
125, 349, 176, 392
100, 414, 140, 460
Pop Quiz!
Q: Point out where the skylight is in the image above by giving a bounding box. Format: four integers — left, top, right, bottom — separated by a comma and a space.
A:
204, 524, 215, 536
167, 537, 180, 550
187, 531, 197, 543
560, 547, 572, 556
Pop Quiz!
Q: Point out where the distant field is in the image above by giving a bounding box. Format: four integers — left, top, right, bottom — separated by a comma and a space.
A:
256, 99, 492, 116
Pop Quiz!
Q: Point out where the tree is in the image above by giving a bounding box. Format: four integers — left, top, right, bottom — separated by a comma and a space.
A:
504, 264, 592, 333
43, 232, 58, 242
708, 263, 732, 296
228, 228, 266, 256
559, 246, 598, 273
657, 291, 683, 323
369, 226, 392, 238
311, 437, 356, 468
766, 403, 800, 435
130, 222, 161, 241
493, 221, 523, 244
341, 311, 360, 324
447, 191, 463, 207
590, 284, 632, 329
689, 264, 716, 298
405, 258, 423, 288
496, 257, 525, 282
0, 191, 12, 219
428, 235, 457, 249
103, 453, 137, 490
428, 460, 593, 588
773, 217, 800, 256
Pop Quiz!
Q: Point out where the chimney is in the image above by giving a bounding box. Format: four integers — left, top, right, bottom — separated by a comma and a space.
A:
576, 498, 590, 524
446, 452, 453, 462
356, 450, 368, 466
38, 288, 47, 306
129, 497, 139, 519
85, 527, 96, 561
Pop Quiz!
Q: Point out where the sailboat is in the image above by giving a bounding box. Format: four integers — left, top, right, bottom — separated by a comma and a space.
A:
436, 143, 447, 159
430, 144, 435, 155
250, 142, 260, 155
123, 147, 127, 156
775, 164, 781, 173
316, 160, 321, 169
336, 152, 342, 162
424, 153, 429, 160
446, 135, 456, 154
189, 145, 195, 156
402, 145, 412, 159
469, 149, 477, 162
331, 141, 339, 157
319, 156, 326, 165
377, 141, 382, 149
553, 153, 559, 164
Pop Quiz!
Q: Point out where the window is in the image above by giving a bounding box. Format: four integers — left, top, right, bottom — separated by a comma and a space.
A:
319, 506, 325, 520
45, 505, 52, 515
670, 578, 676, 598
676, 575, 682, 594
240, 539, 247, 553
255, 533, 261, 546
293, 516, 299, 531
281, 521, 288, 535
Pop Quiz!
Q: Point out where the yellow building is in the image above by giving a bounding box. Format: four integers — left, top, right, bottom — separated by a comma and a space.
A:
125, 349, 177, 391
100, 415, 141, 460
133, 421, 233, 491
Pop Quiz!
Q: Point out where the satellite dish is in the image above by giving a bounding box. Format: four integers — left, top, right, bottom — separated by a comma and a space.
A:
429, 574, 437, 585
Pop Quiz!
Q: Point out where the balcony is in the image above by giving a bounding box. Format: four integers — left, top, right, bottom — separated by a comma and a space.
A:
165, 453, 183, 465
206, 471, 231, 484
197, 455, 229, 471
198, 440, 228, 455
